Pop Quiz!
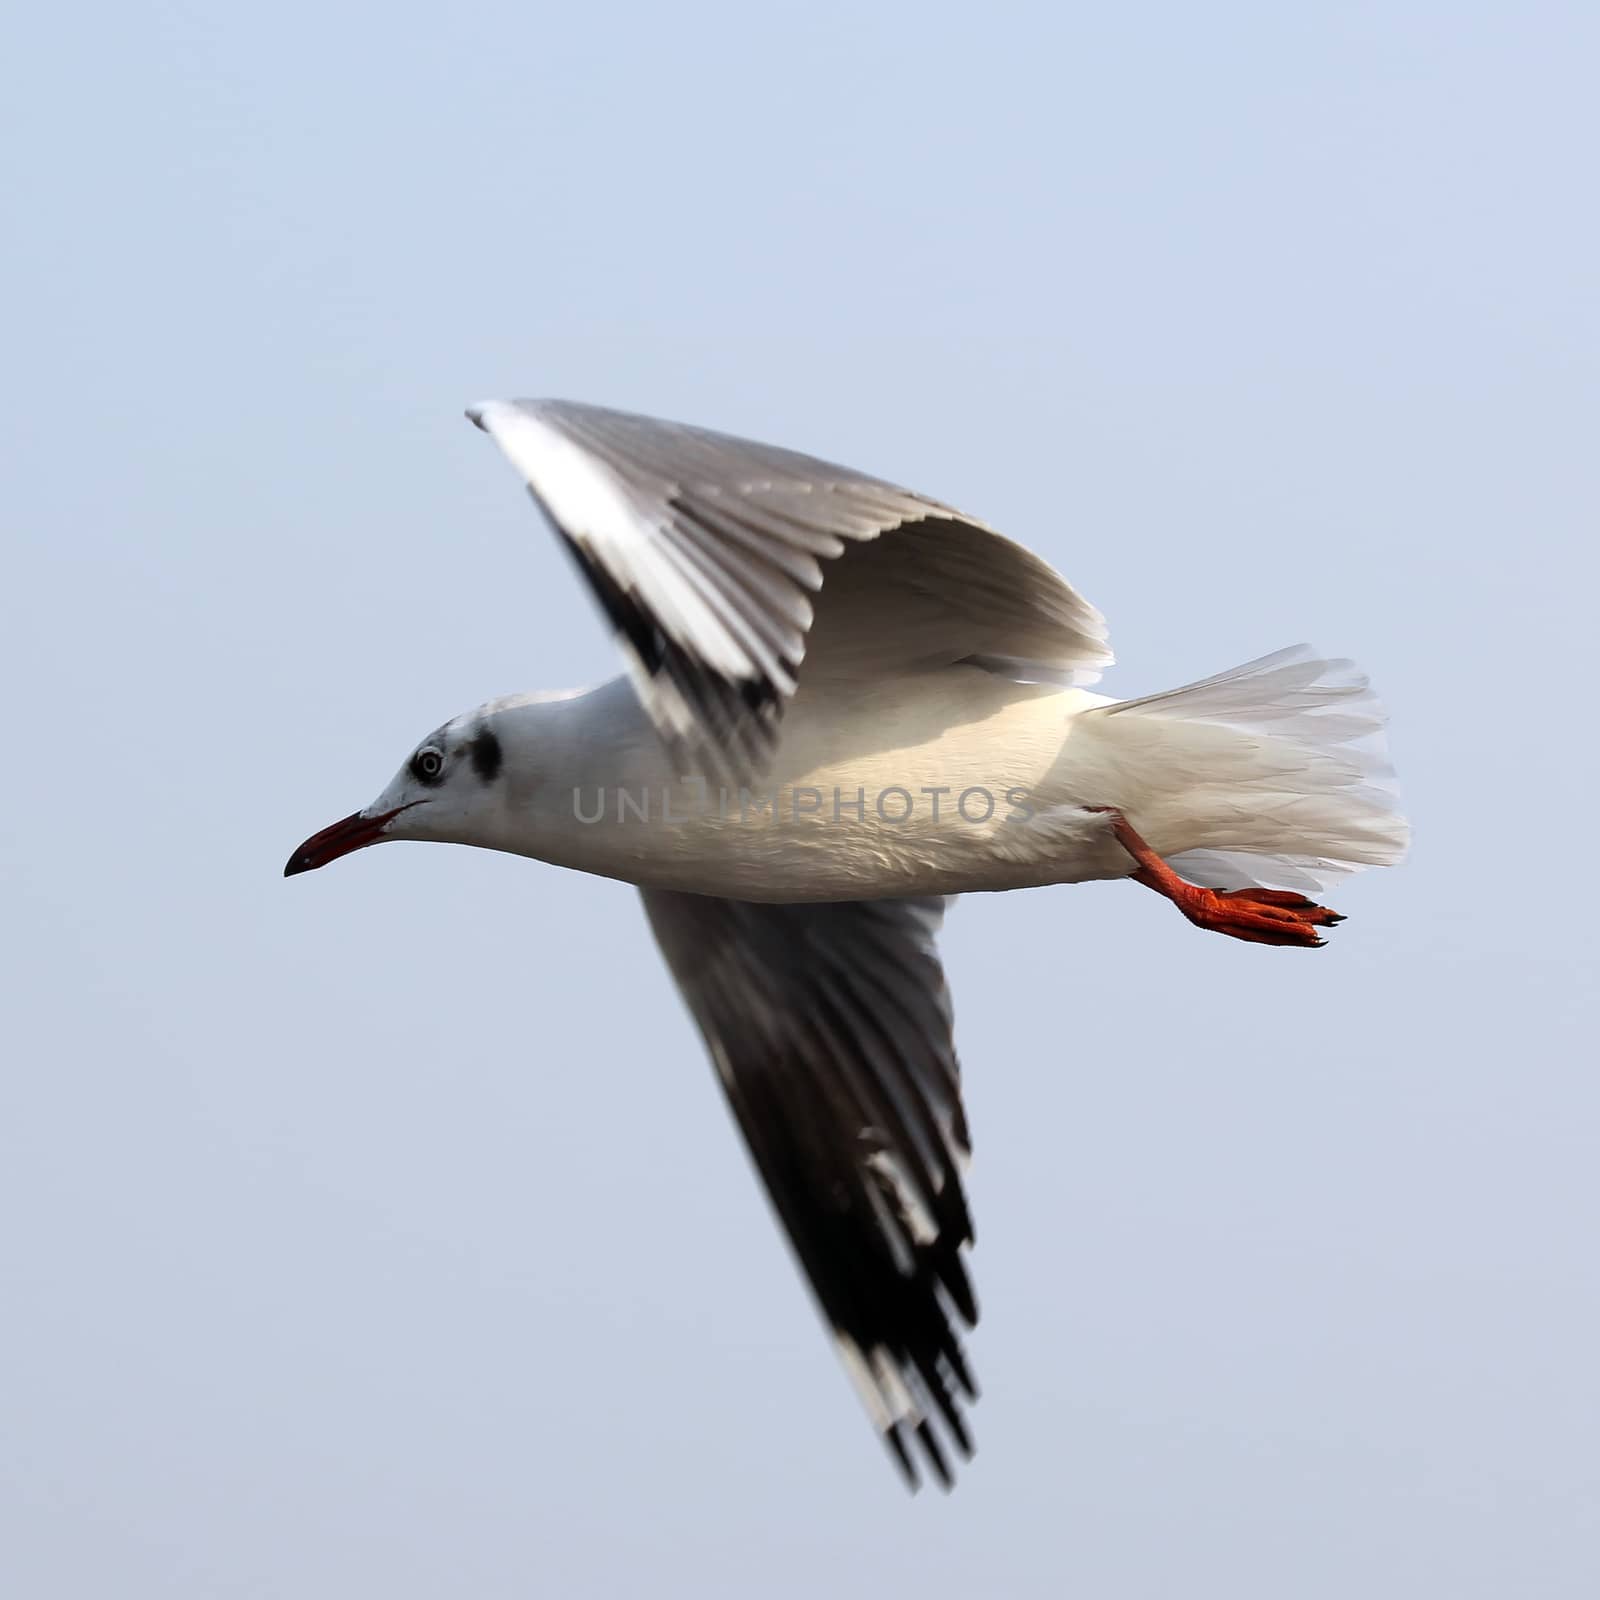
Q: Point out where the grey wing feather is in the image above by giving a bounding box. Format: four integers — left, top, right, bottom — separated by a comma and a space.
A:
470, 398, 1110, 781
640, 888, 978, 1490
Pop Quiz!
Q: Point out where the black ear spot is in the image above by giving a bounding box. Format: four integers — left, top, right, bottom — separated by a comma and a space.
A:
471, 727, 504, 782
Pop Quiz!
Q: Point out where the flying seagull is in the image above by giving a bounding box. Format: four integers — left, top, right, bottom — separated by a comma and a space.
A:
286, 399, 1407, 1488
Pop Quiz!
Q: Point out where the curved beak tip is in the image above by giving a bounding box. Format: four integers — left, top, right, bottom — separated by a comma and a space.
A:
283, 845, 325, 877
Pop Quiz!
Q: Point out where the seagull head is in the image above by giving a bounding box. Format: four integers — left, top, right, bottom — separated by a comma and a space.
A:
283, 714, 506, 877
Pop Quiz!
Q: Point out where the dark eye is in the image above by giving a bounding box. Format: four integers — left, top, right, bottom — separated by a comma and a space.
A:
412, 747, 445, 783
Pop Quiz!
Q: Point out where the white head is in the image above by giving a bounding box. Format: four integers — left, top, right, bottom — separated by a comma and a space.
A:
284, 710, 509, 877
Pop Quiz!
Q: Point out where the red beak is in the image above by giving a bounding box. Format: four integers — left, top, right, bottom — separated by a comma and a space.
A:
284, 806, 407, 877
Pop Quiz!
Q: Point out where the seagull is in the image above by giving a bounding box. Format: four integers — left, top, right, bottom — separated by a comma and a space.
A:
286, 400, 1407, 1488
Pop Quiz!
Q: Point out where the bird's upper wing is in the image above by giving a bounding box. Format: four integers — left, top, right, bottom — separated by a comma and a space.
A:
470, 398, 1110, 781
640, 888, 977, 1489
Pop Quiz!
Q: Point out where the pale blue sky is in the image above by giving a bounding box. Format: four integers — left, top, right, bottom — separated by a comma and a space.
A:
3, 3, 1597, 1595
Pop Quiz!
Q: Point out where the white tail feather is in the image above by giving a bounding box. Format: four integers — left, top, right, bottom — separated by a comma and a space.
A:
1095, 645, 1409, 891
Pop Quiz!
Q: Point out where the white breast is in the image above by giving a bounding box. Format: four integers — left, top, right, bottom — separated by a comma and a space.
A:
494, 670, 1137, 901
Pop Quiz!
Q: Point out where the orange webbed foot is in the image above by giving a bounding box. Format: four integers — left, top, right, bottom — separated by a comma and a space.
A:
1095, 807, 1346, 949
1176, 884, 1344, 947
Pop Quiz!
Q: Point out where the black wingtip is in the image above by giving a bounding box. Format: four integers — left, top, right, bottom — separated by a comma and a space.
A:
885, 1425, 920, 1492
916, 1418, 954, 1490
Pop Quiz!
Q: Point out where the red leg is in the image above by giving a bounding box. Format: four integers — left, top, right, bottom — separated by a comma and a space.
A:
1096, 810, 1344, 948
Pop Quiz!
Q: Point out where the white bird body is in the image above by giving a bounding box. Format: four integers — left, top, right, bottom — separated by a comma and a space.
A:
390, 656, 1399, 904
287, 398, 1408, 1488
391, 671, 1105, 900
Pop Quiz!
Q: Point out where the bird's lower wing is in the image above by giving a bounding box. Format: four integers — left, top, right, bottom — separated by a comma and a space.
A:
639, 888, 979, 1489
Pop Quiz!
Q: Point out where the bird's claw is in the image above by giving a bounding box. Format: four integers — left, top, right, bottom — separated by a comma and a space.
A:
1177, 884, 1344, 947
